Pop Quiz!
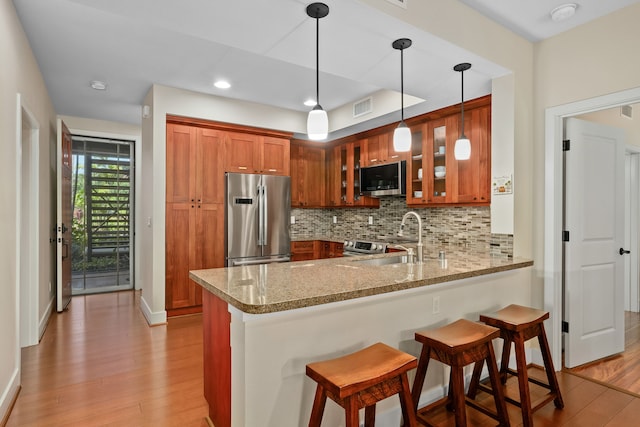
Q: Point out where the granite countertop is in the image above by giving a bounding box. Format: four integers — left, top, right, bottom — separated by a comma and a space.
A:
190, 249, 533, 315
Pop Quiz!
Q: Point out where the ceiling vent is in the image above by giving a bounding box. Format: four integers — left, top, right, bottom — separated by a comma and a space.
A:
353, 97, 373, 118
621, 105, 633, 119
386, 0, 407, 9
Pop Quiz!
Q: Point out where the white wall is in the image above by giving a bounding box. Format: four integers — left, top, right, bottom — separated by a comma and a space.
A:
0, 0, 57, 419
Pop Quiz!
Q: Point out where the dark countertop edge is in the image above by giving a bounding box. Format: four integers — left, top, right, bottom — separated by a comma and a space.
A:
191, 259, 533, 315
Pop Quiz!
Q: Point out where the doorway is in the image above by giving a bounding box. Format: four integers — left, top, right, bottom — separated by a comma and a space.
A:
545, 90, 640, 396
18, 98, 41, 347
70, 135, 134, 295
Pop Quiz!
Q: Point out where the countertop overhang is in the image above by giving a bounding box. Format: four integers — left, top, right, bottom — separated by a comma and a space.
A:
190, 249, 533, 315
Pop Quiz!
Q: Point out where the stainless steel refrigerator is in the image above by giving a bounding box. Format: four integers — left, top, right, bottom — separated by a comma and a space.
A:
225, 173, 291, 267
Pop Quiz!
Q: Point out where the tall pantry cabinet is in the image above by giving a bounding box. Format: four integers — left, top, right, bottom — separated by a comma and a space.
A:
165, 123, 225, 316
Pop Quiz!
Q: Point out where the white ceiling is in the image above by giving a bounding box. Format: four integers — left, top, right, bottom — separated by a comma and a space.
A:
12, 0, 640, 128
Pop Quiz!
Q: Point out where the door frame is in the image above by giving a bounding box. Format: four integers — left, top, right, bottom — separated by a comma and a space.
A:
544, 86, 640, 369
625, 146, 640, 312
16, 94, 41, 347
66, 128, 141, 291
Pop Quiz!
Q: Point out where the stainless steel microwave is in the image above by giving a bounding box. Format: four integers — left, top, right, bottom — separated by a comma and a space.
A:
360, 160, 406, 197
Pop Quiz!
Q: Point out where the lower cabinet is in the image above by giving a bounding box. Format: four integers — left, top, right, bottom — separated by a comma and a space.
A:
165, 202, 224, 316
291, 240, 343, 261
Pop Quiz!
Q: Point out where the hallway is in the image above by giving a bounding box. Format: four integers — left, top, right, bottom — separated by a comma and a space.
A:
6, 292, 208, 426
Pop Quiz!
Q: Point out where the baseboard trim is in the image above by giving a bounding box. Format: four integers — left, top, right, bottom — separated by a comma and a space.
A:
140, 294, 167, 326
0, 368, 21, 426
38, 295, 55, 341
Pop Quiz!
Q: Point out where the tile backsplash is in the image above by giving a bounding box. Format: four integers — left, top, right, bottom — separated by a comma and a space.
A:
291, 197, 513, 257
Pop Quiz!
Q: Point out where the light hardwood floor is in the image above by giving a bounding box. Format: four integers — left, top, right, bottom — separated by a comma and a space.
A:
5, 291, 209, 427
567, 311, 640, 396
5, 292, 640, 426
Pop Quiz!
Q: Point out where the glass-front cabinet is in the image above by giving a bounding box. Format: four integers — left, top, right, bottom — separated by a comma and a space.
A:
329, 140, 379, 207
429, 119, 449, 204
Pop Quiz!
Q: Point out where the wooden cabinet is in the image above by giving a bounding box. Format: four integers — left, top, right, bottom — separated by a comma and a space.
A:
291, 241, 318, 261
327, 141, 379, 207
363, 132, 407, 166
165, 203, 224, 315
224, 132, 289, 175
321, 241, 344, 258
166, 123, 225, 316
291, 240, 343, 261
290, 142, 326, 207
167, 125, 224, 204
406, 101, 490, 206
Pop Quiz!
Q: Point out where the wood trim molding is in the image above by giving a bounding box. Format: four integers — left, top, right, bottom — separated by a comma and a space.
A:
166, 114, 293, 139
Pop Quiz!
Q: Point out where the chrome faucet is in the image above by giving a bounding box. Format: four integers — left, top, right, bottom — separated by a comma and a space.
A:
397, 211, 424, 263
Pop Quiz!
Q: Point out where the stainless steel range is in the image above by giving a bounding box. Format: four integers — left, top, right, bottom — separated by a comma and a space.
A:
342, 239, 388, 256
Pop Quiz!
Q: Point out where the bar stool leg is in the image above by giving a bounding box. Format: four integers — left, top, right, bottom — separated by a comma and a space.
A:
345, 396, 359, 427
450, 366, 467, 427
500, 337, 512, 384
486, 343, 510, 427
399, 373, 418, 427
537, 324, 564, 409
308, 385, 327, 427
364, 404, 376, 427
411, 345, 431, 413
467, 359, 485, 399
514, 334, 534, 427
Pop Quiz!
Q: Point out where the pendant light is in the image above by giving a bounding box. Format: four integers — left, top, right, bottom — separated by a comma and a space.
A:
306, 3, 329, 141
454, 62, 472, 160
392, 38, 412, 152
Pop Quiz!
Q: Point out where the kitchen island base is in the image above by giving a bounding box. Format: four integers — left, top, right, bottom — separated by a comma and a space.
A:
201, 267, 532, 427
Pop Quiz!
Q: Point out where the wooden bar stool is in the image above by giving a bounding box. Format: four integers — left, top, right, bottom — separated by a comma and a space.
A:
306, 342, 418, 427
468, 304, 564, 427
411, 319, 510, 427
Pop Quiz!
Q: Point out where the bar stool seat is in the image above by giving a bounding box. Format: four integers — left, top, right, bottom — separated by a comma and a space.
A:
468, 304, 564, 427
411, 319, 510, 427
306, 342, 418, 427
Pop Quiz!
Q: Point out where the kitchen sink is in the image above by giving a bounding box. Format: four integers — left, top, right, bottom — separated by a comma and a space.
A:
351, 255, 409, 266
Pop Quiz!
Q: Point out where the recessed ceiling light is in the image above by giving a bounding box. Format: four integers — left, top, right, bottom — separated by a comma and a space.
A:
550, 3, 577, 22
90, 80, 107, 90
214, 80, 231, 89
304, 99, 317, 107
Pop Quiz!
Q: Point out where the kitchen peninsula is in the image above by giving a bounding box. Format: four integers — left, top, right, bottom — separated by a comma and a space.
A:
190, 249, 533, 427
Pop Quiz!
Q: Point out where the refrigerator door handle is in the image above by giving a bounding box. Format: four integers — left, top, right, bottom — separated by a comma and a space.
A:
262, 184, 268, 244
229, 256, 290, 267
257, 184, 263, 246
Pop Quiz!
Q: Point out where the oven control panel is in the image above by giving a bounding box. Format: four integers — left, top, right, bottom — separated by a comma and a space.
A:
343, 240, 387, 255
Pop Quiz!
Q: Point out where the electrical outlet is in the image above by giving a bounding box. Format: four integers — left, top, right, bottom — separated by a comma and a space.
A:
332, 216, 337, 224
432, 296, 440, 314
290, 216, 295, 225
368, 216, 373, 225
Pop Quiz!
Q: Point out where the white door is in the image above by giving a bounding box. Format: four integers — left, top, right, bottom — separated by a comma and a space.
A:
564, 117, 626, 368
57, 119, 73, 312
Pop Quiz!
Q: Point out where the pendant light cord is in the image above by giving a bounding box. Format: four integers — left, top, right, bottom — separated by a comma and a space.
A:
400, 47, 404, 122
460, 68, 465, 137
315, 15, 320, 107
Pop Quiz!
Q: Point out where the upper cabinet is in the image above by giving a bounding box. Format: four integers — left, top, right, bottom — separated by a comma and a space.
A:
362, 133, 407, 166
327, 141, 379, 208
290, 142, 326, 207
166, 123, 224, 205
224, 133, 290, 175
406, 99, 491, 206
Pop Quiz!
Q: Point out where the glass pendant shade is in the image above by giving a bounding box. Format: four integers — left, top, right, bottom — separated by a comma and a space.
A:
306, 3, 330, 141
307, 106, 328, 140
393, 121, 411, 152
454, 62, 472, 160
454, 137, 471, 160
